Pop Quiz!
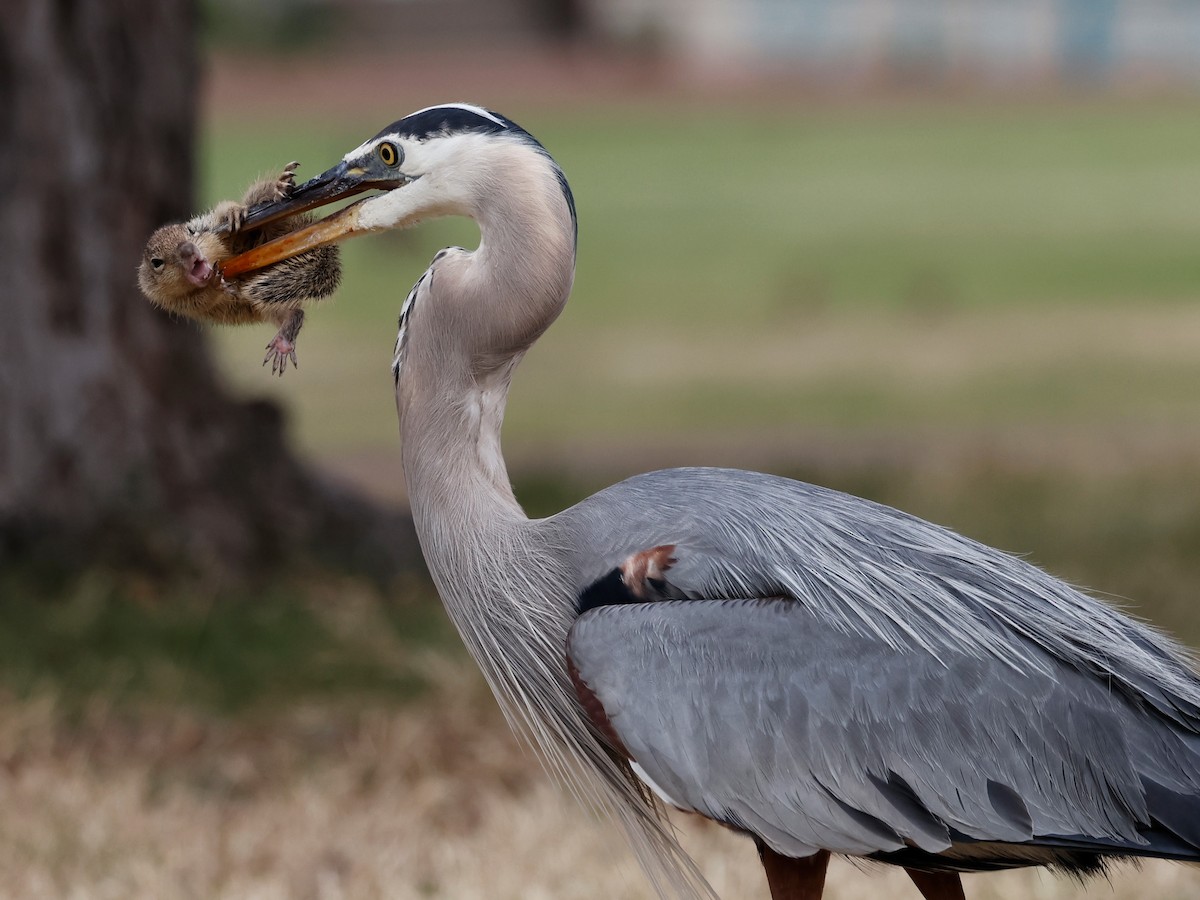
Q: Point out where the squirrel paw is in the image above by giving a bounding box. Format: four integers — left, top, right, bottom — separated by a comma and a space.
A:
263, 332, 299, 377
275, 161, 300, 200
225, 204, 248, 234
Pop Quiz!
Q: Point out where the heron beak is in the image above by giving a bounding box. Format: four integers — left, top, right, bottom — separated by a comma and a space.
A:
238, 160, 394, 230
219, 160, 406, 279
219, 200, 367, 279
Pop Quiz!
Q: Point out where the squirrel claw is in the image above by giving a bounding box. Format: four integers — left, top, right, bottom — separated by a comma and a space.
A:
263, 333, 298, 376
275, 161, 300, 200
226, 205, 247, 234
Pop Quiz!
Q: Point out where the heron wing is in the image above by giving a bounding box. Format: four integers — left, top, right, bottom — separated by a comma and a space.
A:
567, 597, 1200, 862
555, 468, 1200, 731
550, 466, 1200, 864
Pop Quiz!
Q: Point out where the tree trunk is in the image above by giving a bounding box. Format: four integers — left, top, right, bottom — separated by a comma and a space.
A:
0, 0, 417, 581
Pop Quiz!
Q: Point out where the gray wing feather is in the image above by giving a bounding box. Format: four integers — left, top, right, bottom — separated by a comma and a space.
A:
567, 599, 1200, 859
552, 468, 1200, 730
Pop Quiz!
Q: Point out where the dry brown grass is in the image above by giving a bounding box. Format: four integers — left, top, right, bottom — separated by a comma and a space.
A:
1, 657, 1198, 900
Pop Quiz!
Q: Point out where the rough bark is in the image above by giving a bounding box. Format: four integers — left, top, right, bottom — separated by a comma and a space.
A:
0, 0, 417, 581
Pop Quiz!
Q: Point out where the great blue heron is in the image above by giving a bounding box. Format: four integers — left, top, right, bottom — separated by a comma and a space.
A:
223, 104, 1200, 899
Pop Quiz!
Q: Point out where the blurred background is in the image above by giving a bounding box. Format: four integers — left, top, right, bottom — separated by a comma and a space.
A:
4, 0, 1200, 896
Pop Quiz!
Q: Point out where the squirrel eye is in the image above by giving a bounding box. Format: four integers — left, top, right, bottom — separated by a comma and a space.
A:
150, 258, 165, 270
377, 141, 401, 167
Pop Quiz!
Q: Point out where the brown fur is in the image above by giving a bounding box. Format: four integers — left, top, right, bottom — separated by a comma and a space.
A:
136, 165, 341, 371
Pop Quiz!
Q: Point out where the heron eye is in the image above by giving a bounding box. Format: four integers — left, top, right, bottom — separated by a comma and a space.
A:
377, 141, 401, 167
150, 258, 165, 270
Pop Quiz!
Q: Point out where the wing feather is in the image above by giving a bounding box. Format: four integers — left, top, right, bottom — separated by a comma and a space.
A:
567, 598, 1200, 862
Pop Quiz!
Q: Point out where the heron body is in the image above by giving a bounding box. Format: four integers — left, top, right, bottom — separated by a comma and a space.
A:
226, 104, 1200, 898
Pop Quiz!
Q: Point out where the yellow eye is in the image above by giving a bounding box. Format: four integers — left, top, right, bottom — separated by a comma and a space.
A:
377, 141, 400, 167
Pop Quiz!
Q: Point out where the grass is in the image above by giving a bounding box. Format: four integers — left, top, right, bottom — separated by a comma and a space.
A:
0, 573, 452, 713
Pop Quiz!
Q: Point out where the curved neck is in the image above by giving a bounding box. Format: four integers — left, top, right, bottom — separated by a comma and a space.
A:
399, 355, 525, 534
396, 145, 576, 543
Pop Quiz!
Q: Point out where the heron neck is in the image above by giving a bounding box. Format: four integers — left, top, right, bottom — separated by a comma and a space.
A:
397, 151, 576, 540
399, 359, 526, 536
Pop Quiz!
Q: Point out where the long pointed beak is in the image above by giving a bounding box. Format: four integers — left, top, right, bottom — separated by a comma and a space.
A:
219, 199, 369, 279
217, 159, 405, 278
234, 161, 373, 231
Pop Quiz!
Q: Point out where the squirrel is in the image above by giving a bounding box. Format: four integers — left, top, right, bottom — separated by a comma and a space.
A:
137, 163, 340, 374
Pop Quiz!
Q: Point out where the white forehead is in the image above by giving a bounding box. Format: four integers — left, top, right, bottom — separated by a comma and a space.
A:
344, 136, 386, 163
342, 104, 506, 162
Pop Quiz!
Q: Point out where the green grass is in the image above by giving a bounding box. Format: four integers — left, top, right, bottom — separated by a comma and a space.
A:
199, 100, 1200, 457
0, 573, 454, 712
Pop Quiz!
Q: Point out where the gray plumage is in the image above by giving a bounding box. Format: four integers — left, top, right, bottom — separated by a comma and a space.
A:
229, 103, 1200, 898
563, 469, 1200, 870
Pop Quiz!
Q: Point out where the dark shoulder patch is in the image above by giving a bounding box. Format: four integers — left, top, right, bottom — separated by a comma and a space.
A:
577, 569, 638, 616
577, 545, 686, 615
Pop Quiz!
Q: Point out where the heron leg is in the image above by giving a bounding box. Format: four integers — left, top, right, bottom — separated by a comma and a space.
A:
755, 841, 830, 900
905, 868, 966, 900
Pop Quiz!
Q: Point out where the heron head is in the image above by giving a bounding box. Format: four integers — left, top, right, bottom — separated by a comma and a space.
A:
220, 103, 575, 279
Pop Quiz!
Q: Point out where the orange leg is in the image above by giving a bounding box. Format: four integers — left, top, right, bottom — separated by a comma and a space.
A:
906, 868, 966, 900
756, 842, 831, 900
